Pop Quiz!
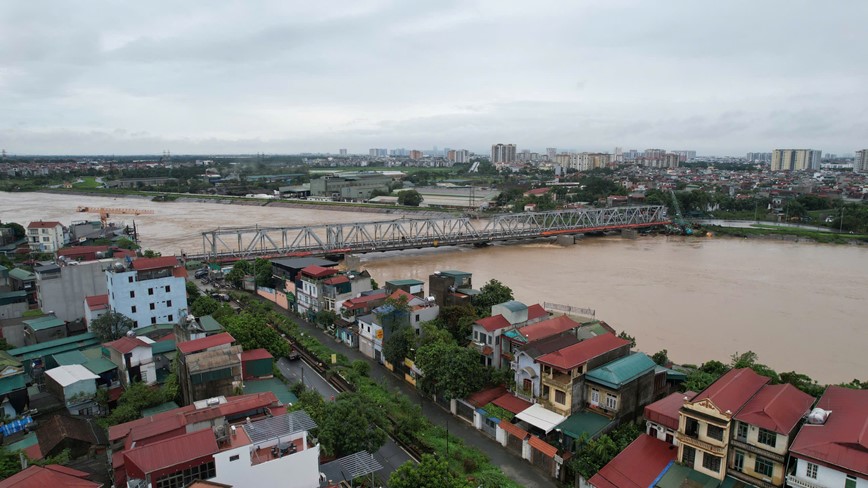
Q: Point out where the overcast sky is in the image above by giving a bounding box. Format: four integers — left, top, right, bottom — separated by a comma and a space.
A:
1, 1, 866, 156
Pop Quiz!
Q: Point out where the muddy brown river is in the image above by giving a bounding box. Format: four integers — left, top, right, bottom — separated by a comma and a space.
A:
2, 192, 865, 384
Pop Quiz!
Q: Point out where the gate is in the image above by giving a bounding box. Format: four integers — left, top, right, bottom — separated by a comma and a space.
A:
456, 399, 474, 422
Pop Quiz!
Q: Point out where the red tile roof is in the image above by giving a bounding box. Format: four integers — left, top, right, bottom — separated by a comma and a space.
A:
518, 315, 580, 342
588, 434, 678, 488
131, 256, 180, 271
343, 291, 387, 310
44, 465, 91, 479
85, 294, 109, 311
57, 245, 110, 258
735, 384, 815, 434
240, 348, 273, 361
536, 333, 630, 371
499, 421, 529, 440
300, 265, 338, 279
691, 368, 770, 415
467, 386, 507, 408
526, 303, 548, 321
644, 391, 697, 431
0, 465, 100, 488
388, 289, 417, 303
124, 429, 218, 478
475, 314, 512, 333
528, 435, 558, 458
323, 275, 350, 286
27, 221, 62, 229
789, 386, 868, 475
176, 332, 235, 355
492, 393, 533, 414
105, 336, 149, 354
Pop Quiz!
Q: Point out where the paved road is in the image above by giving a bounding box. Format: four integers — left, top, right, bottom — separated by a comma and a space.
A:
276, 309, 555, 488
276, 357, 414, 484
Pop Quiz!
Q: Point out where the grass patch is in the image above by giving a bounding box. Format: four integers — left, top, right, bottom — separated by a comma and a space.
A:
71, 177, 102, 189
705, 225, 868, 244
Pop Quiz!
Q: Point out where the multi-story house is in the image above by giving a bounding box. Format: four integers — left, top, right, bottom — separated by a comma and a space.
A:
787, 386, 867, 488
357, 290, 439, 363
645, 390, 697, 446
471, 300, 548, 369
429, 270, 474, 308
106, 256, 187, 329
676, 368, 770, 481
26, 221, 65, 253
535, 333, 631, 416
35, 258, 113, 322
504, 314, 578, 371
512, 332, 580, 401
583, 352, 657, 422
727, 383, 814, 488
384, 279, 425, 298
104, 335, 157, 386
177, 332, 242, 405
296, 265, 372, 317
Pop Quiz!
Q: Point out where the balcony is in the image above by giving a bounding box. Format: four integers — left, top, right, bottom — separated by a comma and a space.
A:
675, 432, 726, 455
786, 474, 826, 488
542, 372, 572, 389
730, 438, 785, 464
726, 468, 777, 488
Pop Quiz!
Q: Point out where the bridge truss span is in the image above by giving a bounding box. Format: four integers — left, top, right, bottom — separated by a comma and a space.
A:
194, 205, 667, 262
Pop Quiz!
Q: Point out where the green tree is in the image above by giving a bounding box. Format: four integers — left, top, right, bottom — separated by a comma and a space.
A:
436, 305, 478, 345
190, 295, 220, 317
397, 190, 423, 206
221, 312, 289, 358
383, 325, 417, 365
416, 340, 486, 399
142, 249, 162, 258
115, 237, 138, 250
226, 260, 251, 288
253, 258, 273, 287
0, 446, 22, 479
314, 310, 337, 328
472, 279, 514, 315
90, 311, 135, 342
617, 331, 636, 348
0, 222, 25, 240
104, 381, 167, 426
186, 280, 201, 300
569, 423, 641, 480
389, 454, 466, 488
651, 349, 669, 366
317, 393, 387, 457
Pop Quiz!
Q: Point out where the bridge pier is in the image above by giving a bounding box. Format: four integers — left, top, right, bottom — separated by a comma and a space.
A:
555, 235, 575, 246
621, 229, 638, 239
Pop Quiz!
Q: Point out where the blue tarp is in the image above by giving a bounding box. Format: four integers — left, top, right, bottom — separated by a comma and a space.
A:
0, 416, 33, 436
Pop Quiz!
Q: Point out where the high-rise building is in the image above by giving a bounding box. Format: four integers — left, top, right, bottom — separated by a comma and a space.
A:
546, 148, 557, 160
106, 257, 188, 329
339, 148, 347, 156
447, 149, 469, 163
614, 147, 624, 163
644, 148, 666, 159
855, 150, 868, 173
672, 150, 696, 162
409, 150, 423, 160
746, 152, 772, 163
491, 144, 517, 165
771, 149, 822, 171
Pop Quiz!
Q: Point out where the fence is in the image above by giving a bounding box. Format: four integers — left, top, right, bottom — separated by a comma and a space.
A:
543, 302, 595, 318
456, 399, 475, 422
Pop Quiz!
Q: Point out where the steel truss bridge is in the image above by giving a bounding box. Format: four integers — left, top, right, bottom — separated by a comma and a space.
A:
189, 205, 668, 263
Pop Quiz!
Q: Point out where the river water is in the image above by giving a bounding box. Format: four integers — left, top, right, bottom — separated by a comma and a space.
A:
1, 192, 865, 384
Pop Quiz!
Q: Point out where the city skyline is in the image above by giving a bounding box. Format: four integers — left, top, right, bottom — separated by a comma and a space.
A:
1, 1, 866, 155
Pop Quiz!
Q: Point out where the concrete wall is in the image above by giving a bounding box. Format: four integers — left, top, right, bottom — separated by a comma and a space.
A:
0, 302, 28, 320
212, 441, 320, 488
257, 287, 289, 310
38, 260, 112, 322
107, 270, 187, 328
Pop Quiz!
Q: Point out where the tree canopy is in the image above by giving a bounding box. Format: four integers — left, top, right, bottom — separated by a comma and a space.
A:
90, 311, 134, 342
389, 454, 466, 488
383, 325, 417, 366
415, 339, 487, 399
472, 279, 514, 315
317, 393, 387, 458
397, 190, 423, 207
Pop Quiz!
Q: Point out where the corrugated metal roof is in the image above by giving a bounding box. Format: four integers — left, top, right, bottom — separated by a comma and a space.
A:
197, 315, 224, 333
555, 410, 612, 440
23, 316, 65, 331
45, 364, 98, 387
528, 435, 557, 458
83, 357, 117, 375
536, 333, 630, 371
499, 420, 528, 440
9, 333, 99, 359
240, 348, 273, 361
492, 393, 533, 414
105, 336, 149, 354
51, 350, 88, 366
734, 383, 815, 434
130, 256, 180, 271
176, 332, 235, 355
8, 268, 34, 281
124, 429, 218, 476
585, 352, 656, 390
242, 410, 317, 445
517, 315, 580, 343
588, 434, 678, 488
475, 315, 511, 333
0, 465, 100, 488
691, 368, 770, 415
644, 391, 697, 431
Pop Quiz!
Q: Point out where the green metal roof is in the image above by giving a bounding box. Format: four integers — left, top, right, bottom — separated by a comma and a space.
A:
655, 365, 688, 382
9, 333, 99, 359
456, 287, 480, 296
198, 315, 224, 333
141, 401, 180, 417
0, 374, 27, 396
498, 300, 527, 312
8, 268, 34, 281
133, 323, 175, 337
439, 270, 471, 277
0, 350, 21, 369
386, 279, 424, 286
83, 357, 117, 375
585, 352, 656, 390
52, 350, 88, 366
151, 340, 176, 355
6, 432, 38, 451
243, 378, 299, 406
23, 316, 65, 331
0, 290, 27, 299
555, 411, 612, 440
655, 463, 718, 488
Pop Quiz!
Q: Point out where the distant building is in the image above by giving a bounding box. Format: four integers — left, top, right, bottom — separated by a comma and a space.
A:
447, 149, 469, 163
339, 148, 347, 156
855, 149, 868, 173
106, 256, 188, 329
409, 150, 423, 160
308, 173, 393, 201
491, 144, 517, 165
746, 152, 772, 163
672, 150, 697, 162
771, 149, 822, 171
368, 148, 387, 157
27, 221, 65, 253
546, 148, 557, 160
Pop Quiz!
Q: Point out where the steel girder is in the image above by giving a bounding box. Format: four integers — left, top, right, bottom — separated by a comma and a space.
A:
194, 205, 667, 260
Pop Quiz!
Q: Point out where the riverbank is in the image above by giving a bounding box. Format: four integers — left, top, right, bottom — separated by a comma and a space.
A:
703, 224, 868, 245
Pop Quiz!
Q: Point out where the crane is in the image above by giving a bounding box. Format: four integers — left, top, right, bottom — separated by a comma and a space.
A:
668, 190, 692, 235
76, 206, 155, 227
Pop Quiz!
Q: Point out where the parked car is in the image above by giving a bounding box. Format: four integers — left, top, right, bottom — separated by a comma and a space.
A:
194, 269, 208, 279
210, 292, 231, 302
288, 347, 300, 361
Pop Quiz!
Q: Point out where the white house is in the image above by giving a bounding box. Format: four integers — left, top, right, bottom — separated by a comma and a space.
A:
357, 313, 383, 363
106, 256, 187, 329
44, 364, 100, 416
26, 221, 65, 253
104, 335, 157, 385
787, 386, 867, 488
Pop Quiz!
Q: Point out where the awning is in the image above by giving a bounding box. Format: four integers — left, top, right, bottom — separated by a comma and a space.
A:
515, 403, 567, 434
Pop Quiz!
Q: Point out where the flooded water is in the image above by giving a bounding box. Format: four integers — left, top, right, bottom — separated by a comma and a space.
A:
2, 192, 865, 384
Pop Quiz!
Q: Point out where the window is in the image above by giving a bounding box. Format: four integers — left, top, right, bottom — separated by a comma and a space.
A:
605, 393, 618, 410
555, 389, 566, 404
757, 428, 777, 447
131, 306, 137, 313
150, 303, 156, 310
128, 276, 134, 283
733, 451, 744, 472
167, 300, 172, 307
846, 475, 857, 488
522, 378, 532, 392
229, 455, 240, 462
165, 285, 171, 292
168, 314, 173, 322
543, 385, 550, 398
590, 388, 600, 405
682, 446, 696, 466
129, 290, 135, 298
754, 456, 773, 477
415, 314, 420, 321
42, 236, 50, 242
148, 288, 154, 295
702, 453, 721, 472
805, 462, 818, 479
736, 422, 748, 441
151, 317, 157, 324
707, 424, 724, 441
